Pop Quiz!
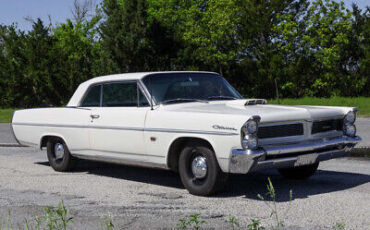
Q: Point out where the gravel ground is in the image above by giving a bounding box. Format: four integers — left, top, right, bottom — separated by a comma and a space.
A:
0, 123, 16, 144
0, 147, 369, 229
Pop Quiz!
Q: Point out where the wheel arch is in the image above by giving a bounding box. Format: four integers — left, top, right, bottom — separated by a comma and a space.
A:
167, 136, 216, 172
40, 134, 67, 150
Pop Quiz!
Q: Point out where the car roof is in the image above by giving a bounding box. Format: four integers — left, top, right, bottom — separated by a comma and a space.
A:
67, 71, 218, 106
82, 71, 218, 85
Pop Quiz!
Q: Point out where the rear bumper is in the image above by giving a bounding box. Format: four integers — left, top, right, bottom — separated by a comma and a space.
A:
229, 136, 361, 174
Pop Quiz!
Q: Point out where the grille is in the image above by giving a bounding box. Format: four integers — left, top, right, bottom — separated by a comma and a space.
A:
258, 123, 304, 139
311, 119, 343, 134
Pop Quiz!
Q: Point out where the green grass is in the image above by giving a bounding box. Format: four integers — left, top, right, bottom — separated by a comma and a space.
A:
1, 96, 370, 123
0, 109, 15, 123
268, 97, 370, 117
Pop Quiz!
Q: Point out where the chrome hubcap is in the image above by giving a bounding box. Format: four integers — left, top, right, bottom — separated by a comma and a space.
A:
54, 143, 64, 160
191, 156, 207, 179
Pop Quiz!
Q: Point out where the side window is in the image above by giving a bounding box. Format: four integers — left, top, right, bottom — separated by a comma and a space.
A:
102, 82, 137, 107
80, 84, 101, 107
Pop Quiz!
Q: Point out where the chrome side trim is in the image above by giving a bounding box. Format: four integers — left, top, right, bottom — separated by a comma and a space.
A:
11, 122, 238, 136
13, 122, 88, 129
72, 153, 168, 170
70, 149, 164, 158
145, 127, 238, 136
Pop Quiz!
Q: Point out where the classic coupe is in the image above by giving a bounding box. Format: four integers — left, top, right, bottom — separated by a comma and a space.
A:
11, 71, 361, 195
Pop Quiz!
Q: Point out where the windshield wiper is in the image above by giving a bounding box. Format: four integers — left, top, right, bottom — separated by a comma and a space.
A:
161, 98, 208, 105
207, 96, 237, 100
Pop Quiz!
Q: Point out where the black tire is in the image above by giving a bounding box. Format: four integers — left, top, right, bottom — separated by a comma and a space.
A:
47, 137, 76, 172
278, 162, 319, 180
178, 141, 228, 196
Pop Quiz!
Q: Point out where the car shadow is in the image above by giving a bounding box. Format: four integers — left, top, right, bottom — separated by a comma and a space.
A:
35, 160, 370, 201
220, 169, 370, 201
36, 160, 184, 189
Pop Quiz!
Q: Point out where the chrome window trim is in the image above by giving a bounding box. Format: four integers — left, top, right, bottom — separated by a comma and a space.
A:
79, 80, 152, 108
139, 72, 243, 106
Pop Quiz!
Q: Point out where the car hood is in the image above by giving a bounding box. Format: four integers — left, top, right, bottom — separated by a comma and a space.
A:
160, 99, 346, 123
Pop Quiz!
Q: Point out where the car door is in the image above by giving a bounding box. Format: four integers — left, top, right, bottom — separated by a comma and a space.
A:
88, 81, 151, 158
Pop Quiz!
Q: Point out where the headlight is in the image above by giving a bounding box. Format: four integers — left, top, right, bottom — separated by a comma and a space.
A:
242, 118, 259, 134
344, 111, 356, 124
241, 116, 260, 149
241, 135, 258, 149
344, 124, 356, 137
246, 120, 258, 134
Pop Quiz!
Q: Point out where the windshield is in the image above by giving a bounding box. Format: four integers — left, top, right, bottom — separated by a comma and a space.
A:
142, 73, 243, 104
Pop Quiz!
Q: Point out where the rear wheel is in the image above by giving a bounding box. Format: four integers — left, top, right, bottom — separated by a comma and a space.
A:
278, 162, 319, 180
47, 138, 76, 172
178, 141, 228, 196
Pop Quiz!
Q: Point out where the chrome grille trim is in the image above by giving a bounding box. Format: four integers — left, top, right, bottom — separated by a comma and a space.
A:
312, 119, 343, 134
258, 122, 304, 139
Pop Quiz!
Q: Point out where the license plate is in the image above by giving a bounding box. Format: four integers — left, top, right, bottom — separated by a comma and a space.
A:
295, 153, 318, 167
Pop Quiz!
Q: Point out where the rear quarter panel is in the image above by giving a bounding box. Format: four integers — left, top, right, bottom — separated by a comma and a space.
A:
12, 108, 91, 151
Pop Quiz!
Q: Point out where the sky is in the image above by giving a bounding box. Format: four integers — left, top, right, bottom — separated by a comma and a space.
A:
0, 0, 368, 32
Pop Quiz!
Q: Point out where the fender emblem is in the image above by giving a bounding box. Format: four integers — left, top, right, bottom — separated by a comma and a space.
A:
212, 125, 237, 131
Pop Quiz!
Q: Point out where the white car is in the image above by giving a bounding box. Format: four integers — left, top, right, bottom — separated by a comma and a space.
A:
11, 71, 361, 196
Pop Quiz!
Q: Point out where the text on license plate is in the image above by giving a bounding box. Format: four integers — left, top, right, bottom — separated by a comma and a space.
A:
294, 153, 319, 167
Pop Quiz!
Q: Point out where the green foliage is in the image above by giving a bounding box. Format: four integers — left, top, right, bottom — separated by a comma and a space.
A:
269, 96, 370, 116
257, 177, 293, 230
0, 0, 369, 108
228, 216, 240, 230
2, 201, 71, 230
177, 213, 206, 230
43, 201, 73, 230
100, 212, 114, 230
247, 219, 266, 230
331, 220, 346, 230
0, 109, 16, 123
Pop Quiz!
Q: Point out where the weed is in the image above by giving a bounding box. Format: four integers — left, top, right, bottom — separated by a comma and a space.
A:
228, 216, 239, 230
177, 218, 187, 230
247, 219, 265, 230
177, 213, 206, 230
332, 221, 346, 230
257, 177, 293, 230
43, 200, 73, 230
6, 209, 12, 230
100, 212, 114, 230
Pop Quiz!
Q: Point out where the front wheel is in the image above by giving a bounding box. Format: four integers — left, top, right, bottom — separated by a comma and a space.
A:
278, 162, 319, 180
178, 141, 228, 196
47, 138, 77, 172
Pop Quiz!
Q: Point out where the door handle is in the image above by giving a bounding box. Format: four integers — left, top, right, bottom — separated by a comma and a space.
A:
90, 114, 100, 119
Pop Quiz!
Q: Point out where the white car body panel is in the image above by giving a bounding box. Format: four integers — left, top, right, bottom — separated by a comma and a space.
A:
11, 71, 360, 173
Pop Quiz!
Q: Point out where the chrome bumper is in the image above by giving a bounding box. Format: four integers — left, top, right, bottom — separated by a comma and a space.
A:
229, 136, 361, 174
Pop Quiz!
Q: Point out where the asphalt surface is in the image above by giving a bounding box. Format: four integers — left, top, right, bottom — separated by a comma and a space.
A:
0, 147, 369, 229
0, 123, 16, 144
1, 120, 369, 229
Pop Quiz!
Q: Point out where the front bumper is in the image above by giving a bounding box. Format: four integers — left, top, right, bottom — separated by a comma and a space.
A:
229, 136, 361, 174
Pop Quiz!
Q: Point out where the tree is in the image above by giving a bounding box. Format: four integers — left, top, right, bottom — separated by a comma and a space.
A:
100, 0, 178, 73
